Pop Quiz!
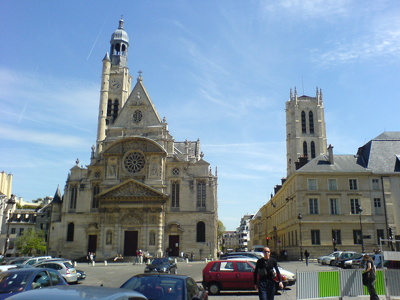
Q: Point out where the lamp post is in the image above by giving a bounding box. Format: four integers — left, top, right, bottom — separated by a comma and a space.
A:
356, 204, 364, 253
298, 213, 303, 261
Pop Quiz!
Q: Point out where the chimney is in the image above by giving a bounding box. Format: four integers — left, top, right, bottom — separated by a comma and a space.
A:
328, 144, 334, 164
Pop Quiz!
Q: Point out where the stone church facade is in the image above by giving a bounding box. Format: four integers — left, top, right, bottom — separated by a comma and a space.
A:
47, 19, 218, 261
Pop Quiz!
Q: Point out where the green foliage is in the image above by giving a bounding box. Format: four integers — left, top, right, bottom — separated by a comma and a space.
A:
15, 228, 47, 255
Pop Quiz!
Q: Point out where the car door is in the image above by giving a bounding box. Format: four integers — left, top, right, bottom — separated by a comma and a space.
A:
217, 261, 237, 290
234, 261, 255, 290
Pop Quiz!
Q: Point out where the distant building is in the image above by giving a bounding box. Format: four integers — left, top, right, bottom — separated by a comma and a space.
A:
222, 231, 239, 252
237, 214, 253, 251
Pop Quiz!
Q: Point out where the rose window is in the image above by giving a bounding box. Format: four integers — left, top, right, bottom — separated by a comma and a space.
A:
124, 152, 145, 173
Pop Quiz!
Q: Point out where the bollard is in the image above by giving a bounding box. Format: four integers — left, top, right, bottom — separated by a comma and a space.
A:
186, 258, 189, 263
174, 258, 177, 263
92, 261, 95, 266
74, 261, 77, 267
104, 260, 107, 266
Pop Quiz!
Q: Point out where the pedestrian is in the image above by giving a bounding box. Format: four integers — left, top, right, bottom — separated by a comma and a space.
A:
87, 252, 91, 265
304, 250, 310, 266
254, 247, 284, 300
363, 255, 379, 300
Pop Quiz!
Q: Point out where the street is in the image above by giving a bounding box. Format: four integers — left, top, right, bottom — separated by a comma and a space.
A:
74, 259, 335, 300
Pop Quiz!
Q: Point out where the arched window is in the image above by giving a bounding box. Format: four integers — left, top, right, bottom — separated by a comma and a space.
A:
69, 185, 77, 209
149, 231, 156, 246
106, 99, 113, 125
171, 181, 180, 208
303, 141, 308, 157
311, 141, 316, 158
301, 111, 307, 133
92, 185, 100, 209
67, 222, 74, 242
196, 221, 206, 242
112, 99, 119, 122
309, 111, 314, 134
106, 230, 112, 245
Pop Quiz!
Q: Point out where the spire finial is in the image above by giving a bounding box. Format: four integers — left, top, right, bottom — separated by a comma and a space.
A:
137, 70, 143, 81
118, 16, 124, 29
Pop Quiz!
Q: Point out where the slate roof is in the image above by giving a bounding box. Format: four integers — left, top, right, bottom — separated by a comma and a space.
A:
356, 132, 400, 173
297, 154, 370, 173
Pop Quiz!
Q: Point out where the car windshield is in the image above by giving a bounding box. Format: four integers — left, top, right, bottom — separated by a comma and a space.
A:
0, 272, 31, 293
151, 258, 169, 265
121, 276, 184, 300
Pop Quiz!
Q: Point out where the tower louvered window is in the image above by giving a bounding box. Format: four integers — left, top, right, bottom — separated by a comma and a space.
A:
309, 111, 314, 134
311, 141, 316, 158
301, 111, 306, 133
303, 141, 308, 157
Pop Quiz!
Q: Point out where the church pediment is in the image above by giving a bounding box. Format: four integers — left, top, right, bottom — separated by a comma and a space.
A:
103, 137, 166, 155
97, 179, 167, 201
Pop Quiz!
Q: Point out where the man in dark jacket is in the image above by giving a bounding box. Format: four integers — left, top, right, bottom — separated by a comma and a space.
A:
254, 247, 284, 300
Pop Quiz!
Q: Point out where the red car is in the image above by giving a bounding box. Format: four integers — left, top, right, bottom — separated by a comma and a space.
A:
202, 260, 287, 295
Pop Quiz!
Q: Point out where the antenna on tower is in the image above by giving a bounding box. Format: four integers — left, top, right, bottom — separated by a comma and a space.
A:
302, 76, 304, 95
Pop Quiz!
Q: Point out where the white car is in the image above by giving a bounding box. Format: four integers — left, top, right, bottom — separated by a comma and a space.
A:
319, 251, 342, 265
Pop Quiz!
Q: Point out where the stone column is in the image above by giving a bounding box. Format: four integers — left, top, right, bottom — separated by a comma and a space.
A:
156, 208, 164, 257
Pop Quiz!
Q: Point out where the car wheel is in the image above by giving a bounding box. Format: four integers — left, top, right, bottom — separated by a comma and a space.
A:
208, 283, 220, 295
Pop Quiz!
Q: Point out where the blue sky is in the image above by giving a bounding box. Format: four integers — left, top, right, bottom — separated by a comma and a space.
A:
1, 0, 399, 231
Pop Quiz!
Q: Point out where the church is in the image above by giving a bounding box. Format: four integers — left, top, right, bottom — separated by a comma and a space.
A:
47, 19, 218, 261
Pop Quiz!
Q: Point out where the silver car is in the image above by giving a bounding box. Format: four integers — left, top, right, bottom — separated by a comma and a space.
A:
33, 260, 78, 283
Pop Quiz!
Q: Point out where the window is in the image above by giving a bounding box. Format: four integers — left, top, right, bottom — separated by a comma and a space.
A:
149, 231, 156, 246
328, 179, 337, 191
171, 181, 180, 208
372, 179, 380, 190
309, 198, 319, 214
332, 230, 342, 245
196, 221, 205, 242
19, 228, 24, 235
330, 198, 339, 215
374, 198, 382, 215
196, 181, 206, 208
309, 111, 314, 134
11, 228, 16, 234
307, 179, 317, 190
311, 141, 316, 158
311, 230, 320, 245
349, 179, 358, 191
350, 199, 360, 214
92, 185, 100, 209
353, 230, 362, 244
301, 111, 306, 133
67, 222, 74, 242
303, 141, 308, 157
377, 229, 385, 245
70, 185, 77, 209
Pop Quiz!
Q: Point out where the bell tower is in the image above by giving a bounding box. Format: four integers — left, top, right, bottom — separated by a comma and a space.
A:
285, 87, 327, 176
96, 18, 132, 154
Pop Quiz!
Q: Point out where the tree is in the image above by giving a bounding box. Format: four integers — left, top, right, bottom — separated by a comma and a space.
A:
217, 220, 226, 251
15, 228, 47, 255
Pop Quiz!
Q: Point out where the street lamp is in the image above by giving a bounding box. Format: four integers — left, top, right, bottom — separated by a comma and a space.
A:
356, 204, 364, 253
298, 213, 303, 261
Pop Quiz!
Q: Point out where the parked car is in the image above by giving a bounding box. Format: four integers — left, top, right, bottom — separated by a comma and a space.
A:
318, 251, 342, 265
120, 273, 208, 300
33, 260, 78, 283
225, 257, 296, 286
202, 259, 287, 295
3, 258, 33, 266
144, 257, 177, 274
220, 252, 262, 260
352, 253, 383, 269
0, 267, 67, 299
333, 252, 359, 268
6, 285, 148, 300
332, 251, 356, 267
76, 269, 86, 281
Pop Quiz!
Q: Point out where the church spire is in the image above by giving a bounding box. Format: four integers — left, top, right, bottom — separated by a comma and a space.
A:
110, 17, 129, 67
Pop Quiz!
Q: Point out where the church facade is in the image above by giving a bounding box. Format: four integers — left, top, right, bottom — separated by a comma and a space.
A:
47, 19, 218, 261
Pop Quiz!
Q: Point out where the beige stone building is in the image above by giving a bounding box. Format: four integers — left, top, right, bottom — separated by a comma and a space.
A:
47, 19, 218, 261
250, 89, 399, 259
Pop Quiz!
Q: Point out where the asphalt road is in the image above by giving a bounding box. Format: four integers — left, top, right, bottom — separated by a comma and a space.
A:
73, 259, 336, 300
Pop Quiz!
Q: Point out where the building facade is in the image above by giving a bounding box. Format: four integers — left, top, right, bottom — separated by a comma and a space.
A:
47, 19, 218, 261
250, 90, 399, 259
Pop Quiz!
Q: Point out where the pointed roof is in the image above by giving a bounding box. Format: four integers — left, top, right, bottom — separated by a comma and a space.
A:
52, 185, 63, 204
97, 179, 168, 203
